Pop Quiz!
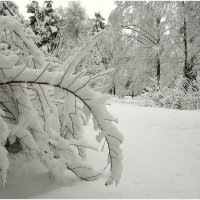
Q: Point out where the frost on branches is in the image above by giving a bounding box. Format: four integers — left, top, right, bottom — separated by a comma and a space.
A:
0, 16, 123, 187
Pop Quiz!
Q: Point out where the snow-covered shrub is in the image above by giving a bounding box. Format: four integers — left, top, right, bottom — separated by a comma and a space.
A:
0, 16, 123, 187
141, 76, 200, 110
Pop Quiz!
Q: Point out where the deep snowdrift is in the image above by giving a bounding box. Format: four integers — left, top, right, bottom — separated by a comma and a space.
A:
0, 99, 200, 198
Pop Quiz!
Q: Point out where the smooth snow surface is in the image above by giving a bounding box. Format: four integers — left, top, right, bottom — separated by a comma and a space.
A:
1, 98, 200, 198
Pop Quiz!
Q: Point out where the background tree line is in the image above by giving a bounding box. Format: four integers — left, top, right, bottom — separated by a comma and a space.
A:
23, 1, 200, 109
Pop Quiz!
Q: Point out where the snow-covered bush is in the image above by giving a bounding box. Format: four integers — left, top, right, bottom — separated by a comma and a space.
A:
0, 15, 123, 188
141, 76, 200, 110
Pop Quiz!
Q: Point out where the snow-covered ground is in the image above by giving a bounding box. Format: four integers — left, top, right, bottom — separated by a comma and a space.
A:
1, 98, 200, 198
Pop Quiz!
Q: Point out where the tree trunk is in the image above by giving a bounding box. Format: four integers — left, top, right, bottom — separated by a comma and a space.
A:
183, 10, 188, 80
156, 55, 161, 85
131, 91, 134, 98
182, 2, 197, 85
113, 86, 116, 95
156, 16, 161, 85
182, 1, 190, 91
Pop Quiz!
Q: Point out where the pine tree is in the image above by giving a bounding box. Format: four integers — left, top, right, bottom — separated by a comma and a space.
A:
26, 1, 60, 52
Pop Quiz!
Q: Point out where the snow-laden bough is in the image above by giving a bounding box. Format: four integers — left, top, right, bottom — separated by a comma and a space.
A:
0, 16, 123, 187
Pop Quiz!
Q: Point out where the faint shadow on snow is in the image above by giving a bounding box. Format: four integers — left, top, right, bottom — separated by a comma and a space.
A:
0, 154, 82, 199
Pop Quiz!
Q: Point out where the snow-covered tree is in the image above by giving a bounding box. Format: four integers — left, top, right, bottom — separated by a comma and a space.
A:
53, 2, 92, 60
0, 11, 123, 188
54, 8, 113, 93
140, 1, 200, 108
168, 1, 200, 90
26, 1, 61, 52
92, 12, 106, 35
108, 2, 180, 95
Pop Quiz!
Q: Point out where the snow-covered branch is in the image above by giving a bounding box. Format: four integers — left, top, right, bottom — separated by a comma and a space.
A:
0, 15, 123, 187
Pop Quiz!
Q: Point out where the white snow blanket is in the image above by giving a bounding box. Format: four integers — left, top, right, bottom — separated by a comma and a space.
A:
0, 99, 200, 198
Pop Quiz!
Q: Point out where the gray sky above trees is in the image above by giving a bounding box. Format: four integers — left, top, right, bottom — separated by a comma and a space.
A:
16, 0, 116, 21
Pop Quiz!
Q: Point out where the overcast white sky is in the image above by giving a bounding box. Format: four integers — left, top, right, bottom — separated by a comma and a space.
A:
14, 0, 116, 21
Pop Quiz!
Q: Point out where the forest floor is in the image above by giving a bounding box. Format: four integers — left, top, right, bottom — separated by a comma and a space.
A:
0, 97, 200, 198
